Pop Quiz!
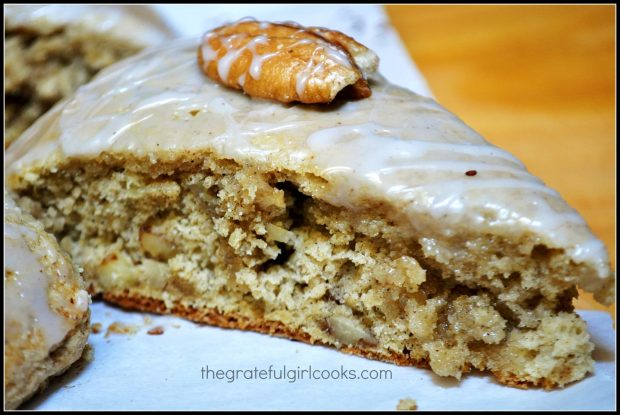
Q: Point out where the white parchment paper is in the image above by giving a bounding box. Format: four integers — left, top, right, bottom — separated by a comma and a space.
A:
19, 5, 615, 410
25, 304, 616, 410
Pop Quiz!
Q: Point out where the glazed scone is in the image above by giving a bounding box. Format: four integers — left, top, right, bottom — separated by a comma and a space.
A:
5, 23, 614, 390
4, 4, 173, 147
4, 192, 90, 409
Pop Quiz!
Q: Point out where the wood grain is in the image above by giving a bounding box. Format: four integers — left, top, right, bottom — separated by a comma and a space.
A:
385, 5, 615, 317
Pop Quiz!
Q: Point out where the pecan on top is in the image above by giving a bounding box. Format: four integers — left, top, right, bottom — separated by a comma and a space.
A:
198, 20, 379, 104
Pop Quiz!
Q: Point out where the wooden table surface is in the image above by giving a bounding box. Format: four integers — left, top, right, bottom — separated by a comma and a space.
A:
385, 5, 615, 317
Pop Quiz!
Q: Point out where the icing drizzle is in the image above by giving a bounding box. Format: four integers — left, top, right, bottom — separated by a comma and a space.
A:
6, 38, 611, 283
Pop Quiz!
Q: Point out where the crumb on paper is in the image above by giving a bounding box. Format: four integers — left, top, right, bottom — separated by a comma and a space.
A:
147, 326, 165, 335
172, 323, 181, 329
82, 344, 95, 362
397, 398, 417, 411
143, 316, 153, 325
91, 322, 103, 334
105, 321, 138, 338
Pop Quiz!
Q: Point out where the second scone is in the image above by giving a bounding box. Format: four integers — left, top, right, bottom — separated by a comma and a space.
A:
4, 4, 173, 147
4, 192, 91, 409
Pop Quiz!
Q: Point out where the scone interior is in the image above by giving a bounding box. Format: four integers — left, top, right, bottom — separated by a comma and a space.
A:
7, 38, 613, 390
4, 193, 90, 409
11, 152, 599, 389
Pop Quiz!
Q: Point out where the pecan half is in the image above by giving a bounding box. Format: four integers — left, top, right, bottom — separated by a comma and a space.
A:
198, 20, 379, 104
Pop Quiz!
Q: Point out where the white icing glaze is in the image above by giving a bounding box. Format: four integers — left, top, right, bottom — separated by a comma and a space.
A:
5, 224, 69, 349
294, 46, 330, 98
321, 42, 353, 68
4, 193, 89, 352
217, 33, 250, 81
4, 4, 173, 47
296, 50, 319, 97
249, 51, 279, 80
238, 73, 247, 87
6, 39, 611, 287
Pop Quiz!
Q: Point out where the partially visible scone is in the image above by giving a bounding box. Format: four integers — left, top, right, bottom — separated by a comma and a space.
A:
4, 4, 173, 147
4, 192, 90, 410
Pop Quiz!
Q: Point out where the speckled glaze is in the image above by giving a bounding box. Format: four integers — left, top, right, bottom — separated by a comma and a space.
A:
5, 38, 612, 297
4, 193, 89, 352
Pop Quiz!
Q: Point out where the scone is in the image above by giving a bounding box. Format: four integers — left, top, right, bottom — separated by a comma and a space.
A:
4, 192, 90, 409
4, 4, 173, 147
6, 20, 614, 389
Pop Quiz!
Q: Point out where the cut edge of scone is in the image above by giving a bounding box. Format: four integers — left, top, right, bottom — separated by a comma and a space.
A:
7, 150, 607, 389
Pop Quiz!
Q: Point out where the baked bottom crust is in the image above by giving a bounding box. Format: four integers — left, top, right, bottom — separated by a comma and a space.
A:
9, 153, 597, 390
102, 290, 586, 390
5, 313, 90, 410
102, 290, 432, 369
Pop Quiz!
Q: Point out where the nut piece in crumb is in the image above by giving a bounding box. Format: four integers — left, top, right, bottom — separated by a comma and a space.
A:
147, 326, 165, 335
396, 398, 418, 411
91, 322, 103, 334
105, 322, 138, 338
326, 314, 377, 346
198, 19, 379, 104
139, 225, 177, 260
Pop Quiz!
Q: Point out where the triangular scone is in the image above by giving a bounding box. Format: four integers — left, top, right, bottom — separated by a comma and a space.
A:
4, 192, 90, 409
6, 38, 614, 389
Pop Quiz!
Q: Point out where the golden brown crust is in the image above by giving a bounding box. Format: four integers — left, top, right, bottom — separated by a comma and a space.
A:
197, 20, 377, 104
101, 290, 428, 369
101, 290, 566, 389
492, 367, 573, 391
492, 372, 535, 389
